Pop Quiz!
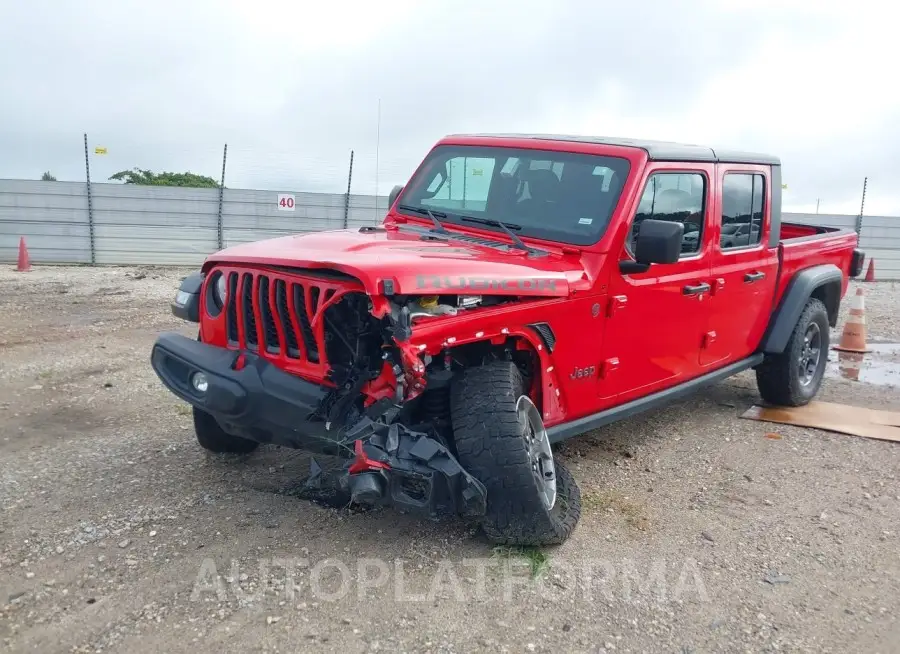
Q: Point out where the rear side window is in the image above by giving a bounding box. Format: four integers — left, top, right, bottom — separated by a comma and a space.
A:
630, 173, 706, 256
721, 174, 765, 249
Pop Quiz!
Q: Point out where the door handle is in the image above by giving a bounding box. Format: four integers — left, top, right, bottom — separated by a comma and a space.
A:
744, 271, 766, 283
682, 282, 711, 296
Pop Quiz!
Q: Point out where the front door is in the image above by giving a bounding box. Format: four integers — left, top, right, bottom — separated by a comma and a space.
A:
702, 166, 779, 366
598, 164, 714, 404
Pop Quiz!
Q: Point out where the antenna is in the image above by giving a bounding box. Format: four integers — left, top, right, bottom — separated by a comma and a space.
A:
856, 177, 867, 234
374, 98, 381, 218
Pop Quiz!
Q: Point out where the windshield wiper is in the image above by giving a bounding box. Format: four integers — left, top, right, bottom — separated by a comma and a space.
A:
397, 205, 544, 255
459, 216, 538, 254
396, 204, 448, 233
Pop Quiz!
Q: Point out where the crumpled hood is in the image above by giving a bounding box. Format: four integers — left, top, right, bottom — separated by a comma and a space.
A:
205, 227, 590, 297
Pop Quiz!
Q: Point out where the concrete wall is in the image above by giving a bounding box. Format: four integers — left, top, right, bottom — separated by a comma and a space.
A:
91, 183, 220, 265
1, 180, 388, 267
0, 179, 896, 278
0, 180, 92, 263
787, 212, 899, 279
857, 216, 900, 279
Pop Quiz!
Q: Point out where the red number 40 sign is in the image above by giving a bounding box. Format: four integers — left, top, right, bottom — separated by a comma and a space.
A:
277, 194, 295, 211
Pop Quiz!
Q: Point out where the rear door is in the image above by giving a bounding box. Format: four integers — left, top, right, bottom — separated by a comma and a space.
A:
701, 165, 779, 366
598, 163, 715, 404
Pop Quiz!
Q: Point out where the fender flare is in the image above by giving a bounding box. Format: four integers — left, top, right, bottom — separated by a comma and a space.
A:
760, 263, 842, 354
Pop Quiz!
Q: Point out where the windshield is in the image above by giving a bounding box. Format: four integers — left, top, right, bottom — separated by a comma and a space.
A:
396, 145, 631, 246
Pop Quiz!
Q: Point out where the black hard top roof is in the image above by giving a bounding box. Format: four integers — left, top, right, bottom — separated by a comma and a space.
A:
449, 133, 780, 166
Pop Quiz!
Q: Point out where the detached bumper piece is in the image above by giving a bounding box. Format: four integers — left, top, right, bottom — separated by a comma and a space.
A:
341, 419, 488, 519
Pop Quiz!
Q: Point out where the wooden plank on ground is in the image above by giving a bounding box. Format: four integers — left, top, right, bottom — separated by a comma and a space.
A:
741, 401, 900, 443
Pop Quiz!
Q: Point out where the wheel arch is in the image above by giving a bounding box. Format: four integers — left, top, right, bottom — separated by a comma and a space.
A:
761, 263, 841, 354
440, 331, 563, 425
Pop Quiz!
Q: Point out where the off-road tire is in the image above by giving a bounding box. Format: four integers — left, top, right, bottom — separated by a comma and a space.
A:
756, 298, 829, 407
450, 361, 581, 546
193, 406, 259, 454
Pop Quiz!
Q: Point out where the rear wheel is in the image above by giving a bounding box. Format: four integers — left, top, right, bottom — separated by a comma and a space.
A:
450, 361, 581, 546
193, 406, 259, 454
756, 298, 829, 406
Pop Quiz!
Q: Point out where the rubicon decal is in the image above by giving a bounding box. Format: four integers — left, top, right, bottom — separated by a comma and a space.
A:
416, 275, 559, 293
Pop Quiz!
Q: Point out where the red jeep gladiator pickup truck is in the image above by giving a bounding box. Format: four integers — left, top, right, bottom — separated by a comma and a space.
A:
152, 134, 865, 545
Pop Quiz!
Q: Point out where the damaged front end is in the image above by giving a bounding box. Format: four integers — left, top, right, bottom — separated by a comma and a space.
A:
152, 265, 498, 519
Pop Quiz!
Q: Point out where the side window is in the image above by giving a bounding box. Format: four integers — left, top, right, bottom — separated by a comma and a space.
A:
630, 173, 706, 256
721, 174, 765, 249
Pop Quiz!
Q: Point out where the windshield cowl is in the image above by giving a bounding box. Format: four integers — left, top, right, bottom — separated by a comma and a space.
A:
393, 220, 540, 258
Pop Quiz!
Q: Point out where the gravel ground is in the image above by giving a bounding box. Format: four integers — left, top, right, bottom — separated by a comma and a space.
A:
1, 266, 898, 654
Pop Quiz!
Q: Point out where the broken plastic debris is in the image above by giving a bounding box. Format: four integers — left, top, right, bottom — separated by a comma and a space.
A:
304, 457, 324, 489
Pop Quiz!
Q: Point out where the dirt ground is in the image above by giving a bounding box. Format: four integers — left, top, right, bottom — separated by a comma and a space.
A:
1, 266, 899, 654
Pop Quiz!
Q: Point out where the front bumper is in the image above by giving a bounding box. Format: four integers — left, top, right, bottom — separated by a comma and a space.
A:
151, 332, 338, 451
150, 333, 487, 517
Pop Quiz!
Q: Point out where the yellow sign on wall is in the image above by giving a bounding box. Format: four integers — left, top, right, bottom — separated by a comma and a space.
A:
94, 147, 108, 155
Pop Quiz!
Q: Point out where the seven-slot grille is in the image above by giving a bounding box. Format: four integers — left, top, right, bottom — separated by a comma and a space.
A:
215, 268, 361, 377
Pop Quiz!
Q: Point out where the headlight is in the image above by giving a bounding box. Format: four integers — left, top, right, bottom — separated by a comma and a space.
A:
214, 274, 227, 307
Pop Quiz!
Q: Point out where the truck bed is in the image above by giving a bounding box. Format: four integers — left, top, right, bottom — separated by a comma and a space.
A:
776, 221, 859, 313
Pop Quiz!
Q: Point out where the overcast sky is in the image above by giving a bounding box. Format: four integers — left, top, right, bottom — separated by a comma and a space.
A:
1, 0, 897, 215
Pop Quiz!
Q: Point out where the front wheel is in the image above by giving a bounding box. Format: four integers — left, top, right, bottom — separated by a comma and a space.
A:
450, 361, 581, 546
756, 298, 830, 406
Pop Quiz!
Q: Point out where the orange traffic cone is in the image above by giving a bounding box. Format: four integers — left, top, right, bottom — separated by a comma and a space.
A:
833, 287, 869, 353
16, 237, 31, 272
864, 258, 876, 282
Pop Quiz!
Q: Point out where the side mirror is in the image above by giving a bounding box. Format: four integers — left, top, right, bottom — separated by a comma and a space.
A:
620, 219, 684, 274
388, 184, 404, 209
635, 219, 684, 264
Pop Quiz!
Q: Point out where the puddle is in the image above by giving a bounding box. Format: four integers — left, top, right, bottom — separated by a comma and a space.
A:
826, 342, 900, 387
867, 343, 900, 355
